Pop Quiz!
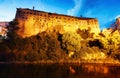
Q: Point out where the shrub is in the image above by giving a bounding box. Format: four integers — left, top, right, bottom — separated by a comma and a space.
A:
74, 47, 106, 60
77, 29, 93, 39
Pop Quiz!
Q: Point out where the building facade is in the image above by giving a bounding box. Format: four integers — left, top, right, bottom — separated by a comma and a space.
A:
15, 8, 100, 37
0, 22, 9, 36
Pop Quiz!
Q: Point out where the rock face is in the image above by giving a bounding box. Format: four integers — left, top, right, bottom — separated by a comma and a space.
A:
110, 17, 120, 30
15, 8, 100, 37
102, 17, 120, 37
116, 17, 120, 30
101, 28, 113, 37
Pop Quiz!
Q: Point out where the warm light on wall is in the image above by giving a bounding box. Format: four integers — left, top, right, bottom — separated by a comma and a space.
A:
15, 8, 100, 38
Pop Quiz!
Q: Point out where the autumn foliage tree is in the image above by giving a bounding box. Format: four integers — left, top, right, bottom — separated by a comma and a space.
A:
62, 32, 82, 54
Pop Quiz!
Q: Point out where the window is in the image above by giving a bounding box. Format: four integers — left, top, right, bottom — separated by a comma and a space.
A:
87, 21, 89, 25
39, 14, 41, 16
36, 18, 39, 20
22, 17, 24, 19
18, 10, 21, 13
57, 20, 60, 22
44, 15, 46, 17
23, 12, 25, 14
33, 17, 35, 20
46, 23, 48, 26
34, 13, 36, 15
76, 22, 78, 25
51, 16, 54, 18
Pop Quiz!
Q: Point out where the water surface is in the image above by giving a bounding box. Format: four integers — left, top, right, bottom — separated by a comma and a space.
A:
0, 63, 120, 78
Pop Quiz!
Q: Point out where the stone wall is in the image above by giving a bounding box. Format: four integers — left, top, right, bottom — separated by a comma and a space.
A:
15, 8, 100, 37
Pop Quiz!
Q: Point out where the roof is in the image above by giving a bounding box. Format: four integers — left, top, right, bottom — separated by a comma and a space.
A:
0, 22, 9, 27
17, 8, 97, 20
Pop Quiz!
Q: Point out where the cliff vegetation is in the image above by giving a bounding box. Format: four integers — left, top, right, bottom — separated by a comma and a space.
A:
0, 19, 120, 64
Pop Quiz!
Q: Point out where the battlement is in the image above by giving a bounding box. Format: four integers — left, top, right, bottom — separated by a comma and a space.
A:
15, 8, 100, 37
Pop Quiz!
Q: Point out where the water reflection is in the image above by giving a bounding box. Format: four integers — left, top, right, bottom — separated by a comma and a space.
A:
81, 64, 109, 74
69, 66, 76, 74
0, 63, 120, 78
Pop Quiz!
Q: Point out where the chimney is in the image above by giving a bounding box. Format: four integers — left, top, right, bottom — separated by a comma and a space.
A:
33, 6, 35, 10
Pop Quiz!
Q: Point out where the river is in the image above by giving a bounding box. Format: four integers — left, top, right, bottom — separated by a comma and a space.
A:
0, 63, 120, 78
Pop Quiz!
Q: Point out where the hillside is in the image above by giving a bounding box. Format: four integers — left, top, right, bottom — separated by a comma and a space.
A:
0, 19, 120, 64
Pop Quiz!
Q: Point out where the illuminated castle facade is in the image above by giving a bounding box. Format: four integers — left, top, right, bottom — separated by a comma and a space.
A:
15, 8, 100, 37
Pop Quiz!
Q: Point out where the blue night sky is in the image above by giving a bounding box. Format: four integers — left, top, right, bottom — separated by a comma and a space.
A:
0, 0, 120, 30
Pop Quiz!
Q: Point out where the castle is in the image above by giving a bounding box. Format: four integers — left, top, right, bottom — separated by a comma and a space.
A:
15, 8, 100, 37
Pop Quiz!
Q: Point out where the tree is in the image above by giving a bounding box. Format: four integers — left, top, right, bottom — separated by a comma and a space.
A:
7, 19, 20, 39
62, 32, 82, 53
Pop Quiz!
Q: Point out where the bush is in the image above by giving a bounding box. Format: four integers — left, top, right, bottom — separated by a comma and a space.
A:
73, 47, 106, 60
77, 29, 93, 39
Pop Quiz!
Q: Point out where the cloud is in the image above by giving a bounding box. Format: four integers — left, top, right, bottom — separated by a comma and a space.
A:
67, 0, 82, 16
115, 15, 120, 19
67, 0, 120, 29
77, 0, 120, 29
67, 0, 100, 16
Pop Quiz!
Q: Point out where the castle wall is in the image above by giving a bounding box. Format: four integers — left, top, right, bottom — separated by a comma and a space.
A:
15, 8, 100, 37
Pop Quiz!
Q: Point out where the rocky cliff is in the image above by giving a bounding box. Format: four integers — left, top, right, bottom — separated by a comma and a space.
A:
110, 17, 120, 30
